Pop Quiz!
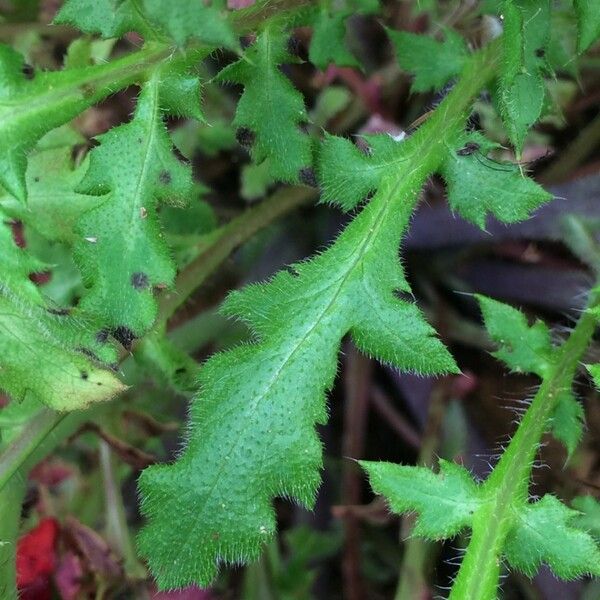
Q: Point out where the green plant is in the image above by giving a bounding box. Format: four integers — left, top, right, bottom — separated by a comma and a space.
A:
1, 0, 600, 598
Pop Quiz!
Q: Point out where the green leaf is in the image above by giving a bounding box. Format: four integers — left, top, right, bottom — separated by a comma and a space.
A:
387, 28, 469, 93
0, 216, 125, 411
476, 295, 555, 376
587, 363, 600, 388
574, 0, 600, 53
309, 0, 378, 69
0, 43, 162, 201
505, 495, 600, 579
572, 496, 600, 541
551, 392, 584, 460
361, 459, 482, 538
55, 0, 237, 48
73, 72, 193, 340
216, 26, 312, 183
0, 143, 99, 245
138, 174, 457, 588
498, 0, 551, 153
318, 133, 408, 211
54, 0, 145, 40
142, 0, 238, 49
440, 133, 551, 228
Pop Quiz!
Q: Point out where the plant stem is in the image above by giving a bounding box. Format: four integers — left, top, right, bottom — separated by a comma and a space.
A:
450, 288, 600, 600
0, 478, 26, 600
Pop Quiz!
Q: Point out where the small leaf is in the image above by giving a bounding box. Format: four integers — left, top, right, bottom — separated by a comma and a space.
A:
361, 459, 482, 539
54, 0, 145, 39
142, 0, 238, 49
498, 0, 551, 153
572, 496, 600, 541
551, 392, 584, 459
587, 363, 600, 388
73, 72, 193, 338
387, 28, 469, 93
476, 295, 555, 376
318, 133, 408, 211
216, 26, 312, 182
309, 0, 378, 69
574, 0, 600, 53
440, 133, 551, 228
505, 495, 600, 579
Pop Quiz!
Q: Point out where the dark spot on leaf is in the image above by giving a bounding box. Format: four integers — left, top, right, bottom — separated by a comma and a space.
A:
299, 167, 317, 187
137, 137, 143, 144
48, 307, 70, 316
34, 176, 40, 183
535, 48, 545, 58
80, 371, 89, 380
456, 142, 480, 156
236, 127, 255, 148
159, 170, 172, 185
96, 329, 109, 344
131, 272, 149, 290
77, 347, 101, 363
22, 63, 34, 80
112, 326, 135, 349
175, 367, 187, 374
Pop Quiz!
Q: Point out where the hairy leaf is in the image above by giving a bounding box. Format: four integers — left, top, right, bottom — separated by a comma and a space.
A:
498, 0, 551, 153
73, 72, 193, 340
477, 295, 583, 454
0, 144, 98, 245
0, 43, 163, 201
440, 133, 551, 228
574, 0, 600, 53
318, 133, 408, 210
142, 0, 237, 49
572, 496, 600, 541
0, 217, 124, 410
55, 0, 237, 48
476, 294, 554, 376
138, 171, 457, 588
216, 26, 312, 183
551, 392, 584, 459
309, 0, 378, 69
588, 363, 600, 389
361, 459, 482, 538
387, 28, 469, 93
505, 495, 600, 578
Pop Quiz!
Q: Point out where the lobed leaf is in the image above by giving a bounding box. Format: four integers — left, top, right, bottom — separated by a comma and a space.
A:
138, 171, 457, 588
477, 295, 583, 454
72, 72, 194, 343
498, 0, 551, 154
309, 0, 379, 70
572, 496, 600, 541
318, 133, 408, 211
361, 459, 482, 539
476, 294, 555, 377
440, 133, 551, 228
387, 28, 469, 93
505, 495, 600, 579
0, 43, 164, 202
216, 25, 312, 183
0, 217, 124, 411
55, 0, 237, 49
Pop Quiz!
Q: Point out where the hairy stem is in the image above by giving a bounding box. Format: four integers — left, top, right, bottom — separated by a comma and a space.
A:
450, 288, 600, 600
